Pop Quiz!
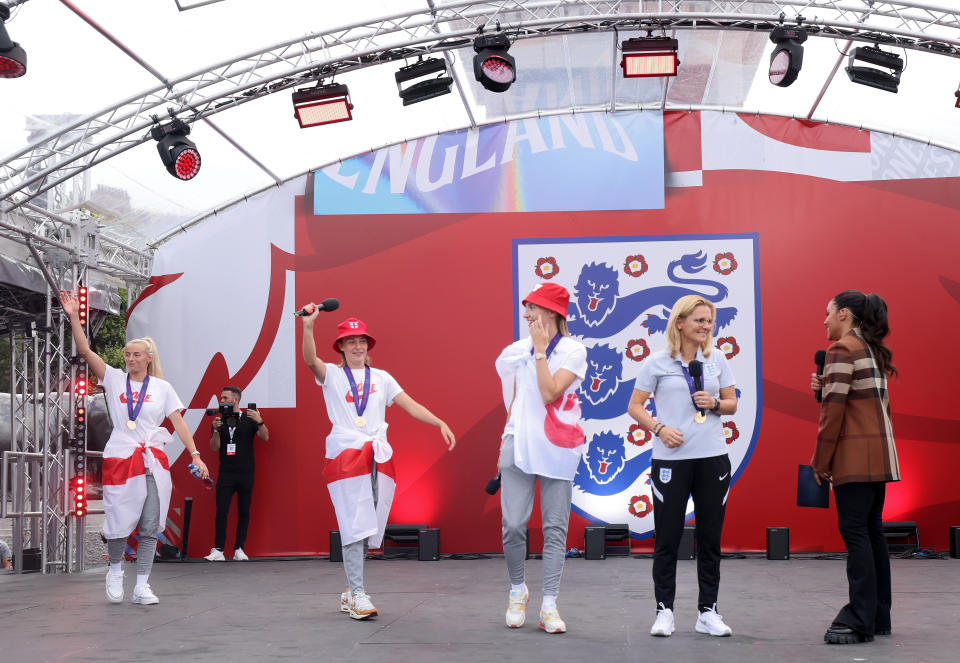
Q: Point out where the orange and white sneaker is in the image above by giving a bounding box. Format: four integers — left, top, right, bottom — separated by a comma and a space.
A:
505, 586, 529, 628
539, 605, 567, 634
348, 591, 378, 620
340, 588, 351, 614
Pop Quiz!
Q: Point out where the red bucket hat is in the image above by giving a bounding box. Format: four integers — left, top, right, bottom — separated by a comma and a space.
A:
332, 318, 377, 353
522, 282, 570, 317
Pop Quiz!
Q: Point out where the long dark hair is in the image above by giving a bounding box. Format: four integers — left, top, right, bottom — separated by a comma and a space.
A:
833, 290, 897, 377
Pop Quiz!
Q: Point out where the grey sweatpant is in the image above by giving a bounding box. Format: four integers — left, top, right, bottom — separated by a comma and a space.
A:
498, 435, 573, 596
342, 461, 378, 594
107, 470, 161, 578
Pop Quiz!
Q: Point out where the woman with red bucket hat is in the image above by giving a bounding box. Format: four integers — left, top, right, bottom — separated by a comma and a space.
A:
299, 308, 456, 620
494, 282, 588, 634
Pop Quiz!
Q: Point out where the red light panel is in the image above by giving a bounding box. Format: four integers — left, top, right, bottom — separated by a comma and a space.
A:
622, 52, 679, 77
174, 148, 201, 180
294, 98, 353, 128
0, 55, 25, 78
480, 56, 515, 84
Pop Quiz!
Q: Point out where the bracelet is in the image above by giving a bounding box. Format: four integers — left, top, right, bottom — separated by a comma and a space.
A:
190, 451, 201, 457
653, 423, 664, 436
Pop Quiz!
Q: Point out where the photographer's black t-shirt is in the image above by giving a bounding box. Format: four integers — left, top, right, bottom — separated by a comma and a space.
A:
217, 415, 260, 474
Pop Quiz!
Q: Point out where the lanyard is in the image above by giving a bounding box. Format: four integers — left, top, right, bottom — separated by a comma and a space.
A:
679, 363, 700, 411
343, 364, 372, 417
126, 374, 150, 425
530, 332, 563, 359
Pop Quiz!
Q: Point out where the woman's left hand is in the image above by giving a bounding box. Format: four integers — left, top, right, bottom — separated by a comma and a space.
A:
528, 316, 550, 352
692, 390, 715, 411
192, 457, 210, 479
439, 422, 457, 451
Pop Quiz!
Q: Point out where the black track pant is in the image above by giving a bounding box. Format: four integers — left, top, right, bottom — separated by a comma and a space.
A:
214, 471, 254, 551
650, 454, 731, 612
832, 481, 891, 636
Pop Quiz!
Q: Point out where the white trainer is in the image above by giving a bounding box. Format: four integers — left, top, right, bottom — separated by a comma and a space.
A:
538, 605, 567, 634
505, 586, 529, 628
105, 570, 124, 603
232, 548, 249, 561
349, 591, 378, 620
204, 548, 225, 561
132, 583, 159, 606
695, 605, 732, 636
340, 590, 351, 614
650, 603, 675, 636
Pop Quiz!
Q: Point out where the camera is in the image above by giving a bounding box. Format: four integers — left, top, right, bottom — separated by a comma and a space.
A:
205, 402, 239, 427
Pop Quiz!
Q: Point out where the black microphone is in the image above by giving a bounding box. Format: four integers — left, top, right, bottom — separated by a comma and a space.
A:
294, 298, 340, 317
485, 474, 501, 495
688, 359, 705, 417
814, 350, 826, 403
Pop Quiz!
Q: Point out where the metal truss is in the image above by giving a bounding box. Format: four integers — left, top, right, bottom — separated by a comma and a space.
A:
2, 1, 959, 217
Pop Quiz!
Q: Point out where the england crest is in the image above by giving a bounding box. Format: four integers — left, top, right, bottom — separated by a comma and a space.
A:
513, 234, 761, 540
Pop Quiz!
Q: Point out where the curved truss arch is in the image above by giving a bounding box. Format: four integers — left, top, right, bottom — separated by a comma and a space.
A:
2, 1, 959, 215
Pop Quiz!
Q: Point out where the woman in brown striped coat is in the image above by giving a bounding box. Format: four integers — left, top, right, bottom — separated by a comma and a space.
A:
810, 290, 900, 645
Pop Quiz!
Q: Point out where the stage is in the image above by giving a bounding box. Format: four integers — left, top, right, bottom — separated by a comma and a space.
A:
1, 555, 955, 662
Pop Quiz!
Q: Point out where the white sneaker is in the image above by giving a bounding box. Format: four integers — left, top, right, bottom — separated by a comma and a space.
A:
204, 548, 225, 561
349, 591, 378, 620
695, 605, 732, 636
105, 570, 124, 603
132, 583, 159, 606
538, 605, 567, 634
340, 589, 351, 614
232, 548, 249, 561
505, 586, 529, 628
651, 603, 675, 636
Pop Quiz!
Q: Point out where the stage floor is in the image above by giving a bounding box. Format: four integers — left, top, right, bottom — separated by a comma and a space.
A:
1, 555, 956, 662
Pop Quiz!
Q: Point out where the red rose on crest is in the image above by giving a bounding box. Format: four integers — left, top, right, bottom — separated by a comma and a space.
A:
627, 423, 651, 447
623, 254, 648, 278
629, 494, 653, 517
722, 420, 740, 445
534, 257, 559, 280
625, 338, 650, 362
712, 252, 738, 275
716, 336, 740, 359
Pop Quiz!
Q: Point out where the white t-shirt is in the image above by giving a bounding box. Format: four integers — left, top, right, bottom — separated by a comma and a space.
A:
101, 364, 184, 450
317, 363, 403, 433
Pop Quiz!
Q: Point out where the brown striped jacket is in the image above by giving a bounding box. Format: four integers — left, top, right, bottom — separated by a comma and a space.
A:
811, 329, 900, 485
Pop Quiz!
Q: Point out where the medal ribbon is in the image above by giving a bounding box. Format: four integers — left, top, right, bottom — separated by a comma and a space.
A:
679, 364, 701, 412
530, 332, 563, 359
343, 364, 371, 417
126, 374, 150, 425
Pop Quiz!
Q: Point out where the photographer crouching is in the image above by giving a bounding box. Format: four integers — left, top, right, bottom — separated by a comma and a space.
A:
203, 386, 269, 561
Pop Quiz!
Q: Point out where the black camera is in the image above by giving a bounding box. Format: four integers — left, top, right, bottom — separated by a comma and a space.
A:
205, 402, 239, 427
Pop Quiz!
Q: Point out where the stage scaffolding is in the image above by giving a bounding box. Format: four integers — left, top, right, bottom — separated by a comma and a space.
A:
0, 192, 152, 575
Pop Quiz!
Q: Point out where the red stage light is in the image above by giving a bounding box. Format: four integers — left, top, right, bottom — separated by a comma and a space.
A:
151, 117, 202, 180
173, 147, 201, 179
955, 89, 959, 108
293, 84, 353, 128
621, 37, 680, 78
0, 8, 27, 79
76, 378, 87, 396
72, 476, 87, 517
473, 33, 516, 93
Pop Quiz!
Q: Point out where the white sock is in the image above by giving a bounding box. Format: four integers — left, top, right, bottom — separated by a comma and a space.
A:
108, 562, 122, 576
541, 595, 557, 610
136, 573, 149, 588
511, 583, 527, 593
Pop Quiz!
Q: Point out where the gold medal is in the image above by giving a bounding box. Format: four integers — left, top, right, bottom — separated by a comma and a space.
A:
694, 411, 707, 424
354, 416, 366, 429
127, 420, 137, 430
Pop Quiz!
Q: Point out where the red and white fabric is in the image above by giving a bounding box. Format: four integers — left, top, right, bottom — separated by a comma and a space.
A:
99, 365, 184, 539
317, 363, 402, 547
496, 336, 588, 481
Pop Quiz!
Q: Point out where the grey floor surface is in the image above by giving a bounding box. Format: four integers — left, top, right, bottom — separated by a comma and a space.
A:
1, 555, 957, 662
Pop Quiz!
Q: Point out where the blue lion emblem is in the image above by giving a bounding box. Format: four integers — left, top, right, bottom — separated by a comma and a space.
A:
574, 431, 651, 496
567, 251, 738, 339
578, 344, 635, 420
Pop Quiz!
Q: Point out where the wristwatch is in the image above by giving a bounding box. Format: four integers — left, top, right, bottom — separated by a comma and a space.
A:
533, 352, 547, 360
712, 399, 721, 412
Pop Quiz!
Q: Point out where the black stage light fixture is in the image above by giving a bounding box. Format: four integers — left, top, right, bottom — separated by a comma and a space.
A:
151, 116, 201, 180
0, 2, 27, 79
768, 26, 807, 87
292, 83, 353, 127
473, 33, 516, 93
955, 88, 959, 109
395, 57, 453, 106
621, 36, 680, 78
846, 45, 903, 93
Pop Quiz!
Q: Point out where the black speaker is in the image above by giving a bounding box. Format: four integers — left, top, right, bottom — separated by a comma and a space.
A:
949, 526, 960, 559
418, 528, 440, 561
329, 530, 343, 562
678, 525, 696, 560
584, 526, 606, 560
766, 527, 790, 560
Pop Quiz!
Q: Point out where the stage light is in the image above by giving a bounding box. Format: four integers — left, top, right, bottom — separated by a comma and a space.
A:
77, 285, 88, 324
292, 83, 353, 128
75, 377, 86, 396
150, 116, 201, 180
620, 36, 679, 78
955, 88, 959, 108
72, 476, 87, 517
0, 3, 26, 79
473, 33, 515, 93
768, 26, 806, 87
395, 57, 453, 106
846, 45, 903, 93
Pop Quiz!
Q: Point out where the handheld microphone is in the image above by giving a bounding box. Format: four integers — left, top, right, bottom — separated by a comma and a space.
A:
485, 473, 501, 495
814, 350, 826, 403
294, 298, 340, 317
688, 359, 705, 417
